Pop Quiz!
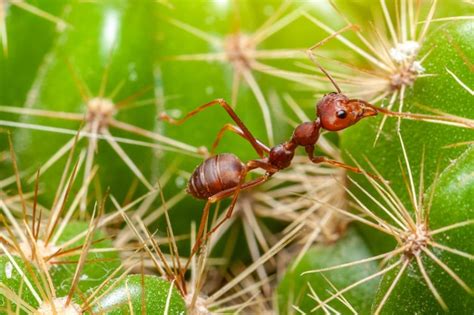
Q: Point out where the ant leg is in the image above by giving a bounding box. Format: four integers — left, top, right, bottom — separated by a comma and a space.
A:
189, 200, 212, 258
206, 172, 272, 238
205, 170, 246, 238
211, 123, 270, 156
160, 99, 267, 158
186, 166, 248, 268
187, 159, 276, 267
205, 159, 276, 237
305, 145, 382, 180
182, 199, 213, 273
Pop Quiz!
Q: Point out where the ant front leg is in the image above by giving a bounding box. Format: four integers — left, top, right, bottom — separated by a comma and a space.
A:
305, 145, 382, 181
211, 123, 270, 156
160, 99, 267, 158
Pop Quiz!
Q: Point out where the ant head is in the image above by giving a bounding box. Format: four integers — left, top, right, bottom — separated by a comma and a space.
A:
316, 93, 378, 131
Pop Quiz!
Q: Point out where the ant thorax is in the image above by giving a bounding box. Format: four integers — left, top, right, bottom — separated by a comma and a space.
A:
86, 97, 116, 131
389, 41, 425, 91
17, 239, 59, 267
224, 33, 255, 71
36, 297, 81, 315
401, 222, 430, 258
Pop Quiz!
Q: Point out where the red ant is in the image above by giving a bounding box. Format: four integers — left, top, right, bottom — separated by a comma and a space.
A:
160, 52, 470, 264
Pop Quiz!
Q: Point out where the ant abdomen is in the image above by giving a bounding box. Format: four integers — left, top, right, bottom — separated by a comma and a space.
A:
187, 153, 245, 200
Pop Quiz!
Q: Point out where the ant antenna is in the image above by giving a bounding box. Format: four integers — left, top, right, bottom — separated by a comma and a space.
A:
306, 49, 342, 94
304, 23, 358, 94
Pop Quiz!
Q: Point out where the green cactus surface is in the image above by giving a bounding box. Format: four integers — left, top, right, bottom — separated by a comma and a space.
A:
0, 1, 472, 314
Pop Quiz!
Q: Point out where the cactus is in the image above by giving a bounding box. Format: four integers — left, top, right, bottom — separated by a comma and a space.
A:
1, 1, 473, 314
91, 275, 186, 314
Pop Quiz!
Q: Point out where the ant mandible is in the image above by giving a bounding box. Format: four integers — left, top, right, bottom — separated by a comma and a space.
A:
160, 50, 468, 262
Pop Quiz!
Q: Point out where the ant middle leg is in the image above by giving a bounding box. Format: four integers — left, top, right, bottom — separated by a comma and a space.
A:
305, 145, 382, 180
211, 123, 270, 156
160, 98, 266, 158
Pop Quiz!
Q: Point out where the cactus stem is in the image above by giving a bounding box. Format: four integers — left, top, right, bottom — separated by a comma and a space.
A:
310, 259, 403, 313
373, 258, 410, 315
302, 132, 473, 312
0, 0, 8, 56
415, 253, 448, 311
0, 0, 67, 57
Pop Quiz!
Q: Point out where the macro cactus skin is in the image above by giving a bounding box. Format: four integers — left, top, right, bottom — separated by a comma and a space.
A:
0, 256, 40, 313
0, 1, 473, 314
0, 0, 66, 106
91, 275, 187, 315
0, 0, 67, 177
49, 221, 121, 298
277, 229, 378, 314
9, 0, 158, 205
370, 146, 474, 314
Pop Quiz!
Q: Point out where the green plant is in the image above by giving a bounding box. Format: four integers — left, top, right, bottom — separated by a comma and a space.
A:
0, 1, 472, 314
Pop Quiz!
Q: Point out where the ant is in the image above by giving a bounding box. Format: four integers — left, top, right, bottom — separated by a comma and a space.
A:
160, 51, 471, 265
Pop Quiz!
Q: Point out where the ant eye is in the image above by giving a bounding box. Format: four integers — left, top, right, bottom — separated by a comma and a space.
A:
336, 110, 347, 119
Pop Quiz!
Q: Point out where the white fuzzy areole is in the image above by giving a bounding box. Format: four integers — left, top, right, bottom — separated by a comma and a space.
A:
87, 97, 115, 116
86, 97, 116, 130
35, 297, 81, 315
403, 223, 430, 257
389, 40, 420, 63
18, 240, 59, 266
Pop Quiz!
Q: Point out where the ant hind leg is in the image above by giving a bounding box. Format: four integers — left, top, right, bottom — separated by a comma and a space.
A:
184, 167, 248, 271
183, 161, 274, 272
160, 99, 267, 158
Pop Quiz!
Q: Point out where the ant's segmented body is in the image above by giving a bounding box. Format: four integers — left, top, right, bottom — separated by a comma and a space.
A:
161, 53, 474, 263
161, 82, 380, 261
168, 93, 377, 207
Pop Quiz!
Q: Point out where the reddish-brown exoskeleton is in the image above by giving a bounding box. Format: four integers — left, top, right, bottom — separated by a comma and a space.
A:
160, 52, 472, 265
160, 73, 383, 262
